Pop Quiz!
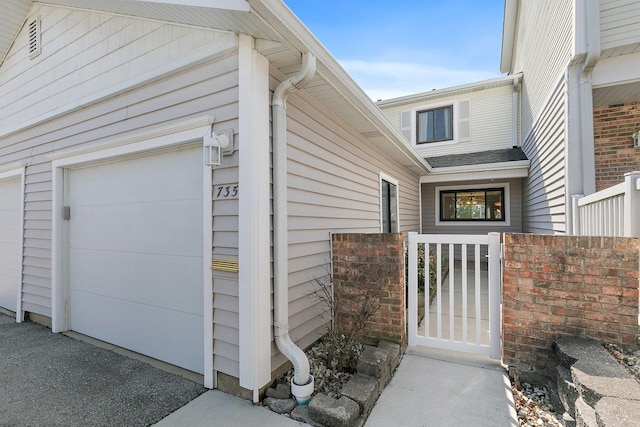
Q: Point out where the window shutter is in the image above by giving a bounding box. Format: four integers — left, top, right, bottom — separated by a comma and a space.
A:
28, 16, 41, 59
400, 110, 412, 142
458, 100, 471, 142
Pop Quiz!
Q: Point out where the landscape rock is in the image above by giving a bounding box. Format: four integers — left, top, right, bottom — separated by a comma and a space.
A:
291, 404, 323, 427
265, 383, 291, 399
263, 397, 296, 414
340, 373, 379, 414
356, 346, 390, 386
308, 393, 359, 427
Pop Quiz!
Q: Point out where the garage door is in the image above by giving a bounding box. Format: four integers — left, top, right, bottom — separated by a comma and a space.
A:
0, 176, 21, 313
67, 146, 204, 373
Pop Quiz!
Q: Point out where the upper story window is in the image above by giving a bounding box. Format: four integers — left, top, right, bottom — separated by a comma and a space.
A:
417, 105, 453, 144
401, 100, 470, 147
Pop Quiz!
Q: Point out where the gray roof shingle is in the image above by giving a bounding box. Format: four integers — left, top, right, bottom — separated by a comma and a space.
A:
425, 147, 528, 168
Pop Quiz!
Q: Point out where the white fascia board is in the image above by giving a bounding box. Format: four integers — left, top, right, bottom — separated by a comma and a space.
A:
593, 52, 640, 88
376, 74, 522, 108
420, 161, 530, 184
248, 0, 430, 174
134, 0, 250, 11
500, 0, 519, 73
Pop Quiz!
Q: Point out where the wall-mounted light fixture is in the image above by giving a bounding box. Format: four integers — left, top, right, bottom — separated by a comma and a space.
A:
633, 130, 640, 148
204, 128, 234, 167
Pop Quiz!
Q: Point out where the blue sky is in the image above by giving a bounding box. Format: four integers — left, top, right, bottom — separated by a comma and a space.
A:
283, 1, 506, 101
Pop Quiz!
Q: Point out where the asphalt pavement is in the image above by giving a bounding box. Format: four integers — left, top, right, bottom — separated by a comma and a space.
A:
0, 313, 206, 426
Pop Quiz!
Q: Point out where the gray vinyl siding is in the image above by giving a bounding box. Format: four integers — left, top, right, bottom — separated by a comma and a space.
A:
520, 78, 567, 234
0, 6, 241, 377
421, 179, 523, 235
269, 76, 421, 372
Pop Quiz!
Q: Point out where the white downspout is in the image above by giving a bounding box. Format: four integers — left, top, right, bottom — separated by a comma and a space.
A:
578, 0, 600, 195
272, 51, 316, 404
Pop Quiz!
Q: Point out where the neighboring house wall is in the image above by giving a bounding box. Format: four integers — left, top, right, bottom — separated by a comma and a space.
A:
270, 83, 422, 372
381, 83, 515, 158
0, 6, 240, 376
509, 0, 573, 234
420, 178, 523, 234
600, 0, 640, 55
593, 101, 640, 191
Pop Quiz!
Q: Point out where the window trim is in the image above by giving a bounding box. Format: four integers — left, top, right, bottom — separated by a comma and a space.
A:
435, 182, 511, 227
379, 172, 400, 233
416, 105, 453, 144
411, 100, 458, 147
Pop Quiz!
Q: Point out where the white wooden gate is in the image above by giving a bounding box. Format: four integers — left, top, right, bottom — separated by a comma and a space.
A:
407, 232, 501, 359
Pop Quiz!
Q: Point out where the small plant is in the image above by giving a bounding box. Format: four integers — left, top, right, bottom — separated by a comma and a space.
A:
406, 244, 441, 300
310, 270, 379, 373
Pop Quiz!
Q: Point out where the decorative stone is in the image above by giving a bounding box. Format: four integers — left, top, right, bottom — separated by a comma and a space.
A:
263, 397, 296, 414
340, 374, 379, 414
265, 383, 291, 399
308, 393, 359, 427
356, 345, 390, 386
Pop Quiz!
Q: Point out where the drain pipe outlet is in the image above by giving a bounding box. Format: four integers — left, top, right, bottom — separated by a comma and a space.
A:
272, 51, 316, 404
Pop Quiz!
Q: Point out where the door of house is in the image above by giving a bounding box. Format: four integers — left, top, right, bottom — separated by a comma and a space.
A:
407, 232, 501, 359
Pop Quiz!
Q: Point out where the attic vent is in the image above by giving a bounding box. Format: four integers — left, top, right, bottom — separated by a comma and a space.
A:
458, 100, 471, 142
28, 16, 41, 59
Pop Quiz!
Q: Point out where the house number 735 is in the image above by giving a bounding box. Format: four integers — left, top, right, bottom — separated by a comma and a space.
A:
214, 184, 239, 200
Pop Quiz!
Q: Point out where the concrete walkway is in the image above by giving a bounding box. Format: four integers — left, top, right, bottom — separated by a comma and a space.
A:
366, 346, 518, 426
157, 346, 518, 426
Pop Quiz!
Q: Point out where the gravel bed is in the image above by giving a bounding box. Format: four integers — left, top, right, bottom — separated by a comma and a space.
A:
511, 381, 562, 427
275, 338, 363, 399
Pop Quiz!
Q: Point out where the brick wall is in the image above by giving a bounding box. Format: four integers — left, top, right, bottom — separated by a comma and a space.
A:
331, 233, 406, 345
593, 101, 640, 191
503, 233, 639, 379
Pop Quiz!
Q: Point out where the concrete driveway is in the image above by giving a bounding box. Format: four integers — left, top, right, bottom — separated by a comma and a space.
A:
0, 313, 206, 426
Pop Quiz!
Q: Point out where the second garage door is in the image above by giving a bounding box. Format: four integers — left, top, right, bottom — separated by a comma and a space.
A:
67, 145, 204, 373
0, 176, 21, 313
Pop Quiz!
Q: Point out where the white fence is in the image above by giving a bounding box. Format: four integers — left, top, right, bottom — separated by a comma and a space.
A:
407, 232, 501, 359
572, 171, 640, 237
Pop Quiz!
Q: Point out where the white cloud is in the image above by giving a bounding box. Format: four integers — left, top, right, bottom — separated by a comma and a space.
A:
338, 60, 500, 101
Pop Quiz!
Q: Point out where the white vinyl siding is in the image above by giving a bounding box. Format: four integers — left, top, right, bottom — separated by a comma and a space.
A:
211, 158, 240, 377
600, 0, 640, 55
520, 78, 567, 234
421, 179, 523, 234
0, 5, 240, 374
270, 80, 421, 372
0, 4, 235, 129
381, 84, 514, 158
511, 0, 574, 136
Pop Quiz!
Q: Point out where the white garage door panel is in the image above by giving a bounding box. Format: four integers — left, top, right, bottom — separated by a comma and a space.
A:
69, 200, 202, 256
69, 249, 202, 315
70, 290, 203, 373
68, 147, 202, 205
0, 177, 21, 313
68, 146, 204, 373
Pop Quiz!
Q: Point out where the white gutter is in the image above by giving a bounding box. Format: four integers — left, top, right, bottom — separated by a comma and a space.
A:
271, 51, 316, 405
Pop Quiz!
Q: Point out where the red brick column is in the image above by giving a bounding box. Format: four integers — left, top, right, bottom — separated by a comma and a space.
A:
593, 101, 640, 191
331, 233, 406, 345
502, 233, 639, 378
